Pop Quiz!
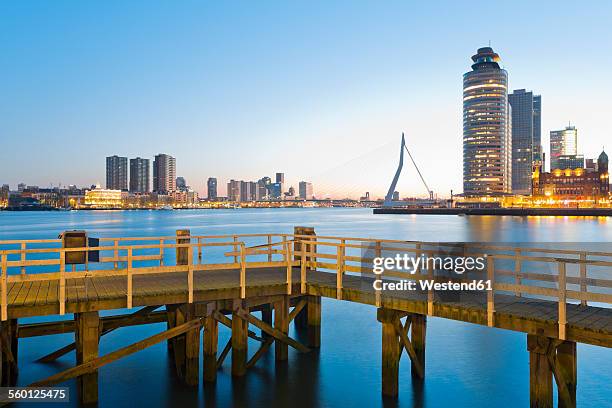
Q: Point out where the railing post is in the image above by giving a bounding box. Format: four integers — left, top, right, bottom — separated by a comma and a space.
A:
197, 238, 202, 264
487, 256, 495, 327
233, 235, 238, 264
113, 239, 119, 269
127, 247, 133, 309
267, 235, 272, 262
285, 241, 292, 295
20, 242, 26, 275
336, 240, 345, 300
579, 252, 587, 306
427, 262, 434, 316
59, 249, 66, 315
558, 262, 567, 340
514, 248, 522, 297
1, 254, 7, 321
188, 245, 194, 303
240, 243, 246, 299
375, 241, 383, 307
159, 239, 164, 266
300, 241, 307, 294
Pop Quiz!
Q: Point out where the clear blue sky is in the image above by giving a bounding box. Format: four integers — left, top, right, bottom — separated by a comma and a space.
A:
2, 1, 611, 198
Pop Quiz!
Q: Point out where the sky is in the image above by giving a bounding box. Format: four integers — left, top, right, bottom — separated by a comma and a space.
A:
1, 1, 612, 199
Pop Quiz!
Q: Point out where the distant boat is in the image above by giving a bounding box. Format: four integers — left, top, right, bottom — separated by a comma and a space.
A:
158, 205, 174, 210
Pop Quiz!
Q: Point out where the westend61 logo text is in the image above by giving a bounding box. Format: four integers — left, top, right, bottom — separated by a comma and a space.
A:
371, 254, 492, 292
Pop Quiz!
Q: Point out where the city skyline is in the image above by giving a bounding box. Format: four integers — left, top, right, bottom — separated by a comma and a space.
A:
2, 2, 612, 198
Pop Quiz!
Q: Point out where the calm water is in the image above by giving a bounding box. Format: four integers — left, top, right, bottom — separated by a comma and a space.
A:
1, 209, 611, 407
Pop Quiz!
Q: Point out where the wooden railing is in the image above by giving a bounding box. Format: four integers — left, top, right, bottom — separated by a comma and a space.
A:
2, 232, 612, 341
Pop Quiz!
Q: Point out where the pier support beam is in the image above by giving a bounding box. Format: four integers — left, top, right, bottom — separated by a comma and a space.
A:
74, 311, 100, 405
378, 309, 400, 397
184, 305, 200, 386
527, 335, 577, 408
307, 295, 321, 348
0, 319, 18, 386
411, 314, 426, 380
528, 335, 553, 408
168, 304, 200, 385
232, 303, 248, 376
261, 304, 273, 339
274, 296, 289, 361
556, 341, 577, 408
203, 310, 218, 383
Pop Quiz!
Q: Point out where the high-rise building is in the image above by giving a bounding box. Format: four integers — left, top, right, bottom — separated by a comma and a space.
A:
257, 177, 270, 200
106, 155, 128, 191
268, 183, 282, 199
207, 178, 218, 200
239, 181, 255, 202
176, 177, 187, 192
508, 89, 541, 194
299, 181, 314, 200
227, 180, 242, 202
152, 154, 176, 194
463, 47, 511, 195
129, 157, 150, 193
550, 126, 578, 170
275, 173, 284, 194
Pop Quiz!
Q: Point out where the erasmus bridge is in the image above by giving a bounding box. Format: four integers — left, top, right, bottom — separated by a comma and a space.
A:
383, 133, 436, 207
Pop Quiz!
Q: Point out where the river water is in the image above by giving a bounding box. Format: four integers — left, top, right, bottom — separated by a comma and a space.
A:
1, 209, 611, 407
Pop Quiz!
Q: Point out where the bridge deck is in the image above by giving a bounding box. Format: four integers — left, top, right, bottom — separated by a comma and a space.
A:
6, 267, 612, 348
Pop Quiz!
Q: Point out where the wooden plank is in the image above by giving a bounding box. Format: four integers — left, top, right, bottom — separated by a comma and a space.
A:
30, 317, 203, 387
246, 337, 273, 369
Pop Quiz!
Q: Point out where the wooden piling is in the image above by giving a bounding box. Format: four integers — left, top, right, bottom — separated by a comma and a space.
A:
527, 334, 553, 408
184, 305, 200, 386
307, 295, 321, 348
203, 311, 218, 382
75, 311, 100, 405
556, 341, 577, 408
0, 319, 18, 386
377, 309, 400, 397
232, 303, 248, 376
274, 296, 289, 361
171, 305, 187, 378
411, 314, 426, 380
261, 303, 273, 339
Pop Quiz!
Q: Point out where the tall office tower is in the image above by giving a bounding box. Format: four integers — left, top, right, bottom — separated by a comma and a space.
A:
257, 177, 271, 200
508, 89, 542, 194
106, 155, 128, 191
129, 157, 150, 193
227, 180, 242, 202
275, 173, 284, 193
550, 126, 578, 170
152, 154, 176, 194
463, 47, 512, 195
299, 181, 314, 199
207, 178, 218, 200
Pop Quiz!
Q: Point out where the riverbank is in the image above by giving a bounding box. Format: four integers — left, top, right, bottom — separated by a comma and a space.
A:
373, 207, 612, 216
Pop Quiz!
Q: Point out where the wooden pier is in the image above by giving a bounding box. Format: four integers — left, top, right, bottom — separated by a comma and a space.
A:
1, 227, 612, 407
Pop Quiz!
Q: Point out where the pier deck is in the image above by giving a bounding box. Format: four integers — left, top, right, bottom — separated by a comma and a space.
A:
6, 268, 612, 348
1, 228, 611, 407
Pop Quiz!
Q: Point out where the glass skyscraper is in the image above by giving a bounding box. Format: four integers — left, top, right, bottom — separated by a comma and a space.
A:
463, 47, 511, 195
550, 126, 578, 170
508, 89, 541, 194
